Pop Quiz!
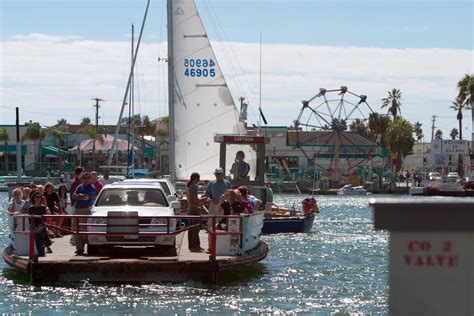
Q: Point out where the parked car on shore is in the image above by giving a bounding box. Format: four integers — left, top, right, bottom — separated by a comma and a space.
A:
428, 172, 442, 182
446, 172, 460, 181
463, 180, 474, 190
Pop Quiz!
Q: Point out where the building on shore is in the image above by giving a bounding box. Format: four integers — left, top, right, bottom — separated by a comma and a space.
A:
248, 126, 390, 190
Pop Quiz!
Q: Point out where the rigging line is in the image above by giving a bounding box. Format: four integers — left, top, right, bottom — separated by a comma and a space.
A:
204, 3, 250, 105
203, 0, 247, 91
203, 1, 258, 104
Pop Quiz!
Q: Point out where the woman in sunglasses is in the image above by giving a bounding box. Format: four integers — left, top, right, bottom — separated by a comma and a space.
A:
28, 190, 52, 256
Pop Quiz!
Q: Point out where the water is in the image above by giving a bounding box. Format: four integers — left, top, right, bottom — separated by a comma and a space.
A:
0, 192, 419, 314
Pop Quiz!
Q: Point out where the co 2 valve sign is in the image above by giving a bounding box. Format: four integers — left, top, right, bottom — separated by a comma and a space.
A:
184, 58, 216, 77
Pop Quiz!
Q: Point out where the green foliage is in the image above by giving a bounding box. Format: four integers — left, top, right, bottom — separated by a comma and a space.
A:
457, 73, 474, 108
0, 128, 9, 143
80, 117, 92, 126
21, 121, 47, 165
434, 129, 443, 140
48, 118, 69, 146
413, 121, 423, 142
0, 128, 9, 171
381, 88, 402, 121
450, 128, 459, 140
368, 112, 391, 146
349, 118, 368, 136
385, 118, 414, 171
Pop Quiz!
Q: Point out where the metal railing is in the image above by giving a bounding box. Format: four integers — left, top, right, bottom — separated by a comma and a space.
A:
9, 213, 259, 262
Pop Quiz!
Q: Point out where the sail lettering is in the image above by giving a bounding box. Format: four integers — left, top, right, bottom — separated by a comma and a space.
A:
184, 59, 216, 77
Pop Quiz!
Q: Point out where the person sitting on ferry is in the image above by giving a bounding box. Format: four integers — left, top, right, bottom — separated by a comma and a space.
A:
7, 188, 26, 214
216, 189, 248, 229
237, 186, 262, 213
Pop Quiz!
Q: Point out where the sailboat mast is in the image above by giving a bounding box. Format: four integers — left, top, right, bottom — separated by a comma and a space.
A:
107, 0, 150, 169
167, 0, 176, 183
259, 32, 262, 133
127, 24, 135, 178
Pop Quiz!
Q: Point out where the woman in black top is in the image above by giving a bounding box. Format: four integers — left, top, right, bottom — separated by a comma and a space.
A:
29, 191, 52, 256
217, 189, 248, 229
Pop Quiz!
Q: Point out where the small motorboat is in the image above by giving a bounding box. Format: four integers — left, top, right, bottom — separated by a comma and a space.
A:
337, 184, 368, 195
262, 197, 319, 234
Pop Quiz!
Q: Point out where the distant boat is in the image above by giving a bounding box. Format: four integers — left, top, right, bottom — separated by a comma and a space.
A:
262, 197, 318, 234
337, 184, 368, 195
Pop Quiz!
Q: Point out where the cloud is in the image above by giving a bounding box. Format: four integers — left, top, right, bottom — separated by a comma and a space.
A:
1, 33, 472, 139
9, 33, 83, 42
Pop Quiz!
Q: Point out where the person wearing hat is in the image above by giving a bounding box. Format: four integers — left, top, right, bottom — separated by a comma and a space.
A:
204, 167, 231, 215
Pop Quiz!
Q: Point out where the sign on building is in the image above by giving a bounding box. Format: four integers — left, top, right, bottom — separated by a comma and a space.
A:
431, 140, 469, 155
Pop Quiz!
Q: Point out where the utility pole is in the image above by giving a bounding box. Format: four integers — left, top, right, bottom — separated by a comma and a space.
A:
431, 115, 437, 141
91, 97, 105, 134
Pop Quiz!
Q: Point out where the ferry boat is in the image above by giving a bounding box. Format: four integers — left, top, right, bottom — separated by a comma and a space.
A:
2, 181, 268, 283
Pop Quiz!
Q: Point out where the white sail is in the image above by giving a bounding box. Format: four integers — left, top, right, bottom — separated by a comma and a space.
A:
170, 0, 255, 180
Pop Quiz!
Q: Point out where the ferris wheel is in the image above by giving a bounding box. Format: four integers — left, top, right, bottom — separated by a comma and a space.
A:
292, 86, 379, 185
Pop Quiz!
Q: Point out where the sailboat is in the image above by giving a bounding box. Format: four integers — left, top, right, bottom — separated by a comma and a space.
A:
167, 0, 255, 182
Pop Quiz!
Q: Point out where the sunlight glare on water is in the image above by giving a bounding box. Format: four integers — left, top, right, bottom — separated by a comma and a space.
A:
0, 192, 394, 314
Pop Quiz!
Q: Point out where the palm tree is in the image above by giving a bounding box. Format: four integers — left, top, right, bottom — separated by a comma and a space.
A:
80, 117, 92, 126
0, 128, 9, 172
22, 121, 47, 170
48, 118, 69, 147
434, 129, 443, 140
381, 89, 402, 121
368, 113, 391, 147
349, 118, 368, 136
413, 121, 423, 142
134, 115, 155, 167
48, 118, 70, 170
457, 73, 474, 110
450, 128, 459, 140
385, 118, 414, 172
450, 96, 465, 140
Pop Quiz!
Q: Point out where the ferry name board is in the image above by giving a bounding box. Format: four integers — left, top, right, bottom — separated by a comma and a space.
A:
215, 135, 269, 144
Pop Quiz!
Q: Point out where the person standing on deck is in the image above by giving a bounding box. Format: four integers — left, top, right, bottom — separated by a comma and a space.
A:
101, 168, 117, 185
204, 167, 231, 215
70, 166, 84, 209
91, 171, 103, 195
230, 151, 250, 180
187, 172, 203, 252
72, 172, 96, 255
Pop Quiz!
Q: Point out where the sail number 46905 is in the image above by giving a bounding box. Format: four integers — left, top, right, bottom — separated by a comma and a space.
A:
184, 58, 216, 77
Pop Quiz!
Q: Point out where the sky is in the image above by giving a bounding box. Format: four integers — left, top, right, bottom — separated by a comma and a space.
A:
1, 0, 473, 141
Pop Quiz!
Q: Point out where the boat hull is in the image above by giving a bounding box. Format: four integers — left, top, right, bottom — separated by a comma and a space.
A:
262, 212, 315, 234
2, 232, 269, 283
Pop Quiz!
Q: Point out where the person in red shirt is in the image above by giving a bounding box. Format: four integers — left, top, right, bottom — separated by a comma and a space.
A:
91, 171, 103, 195
70, 166, 84, 208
